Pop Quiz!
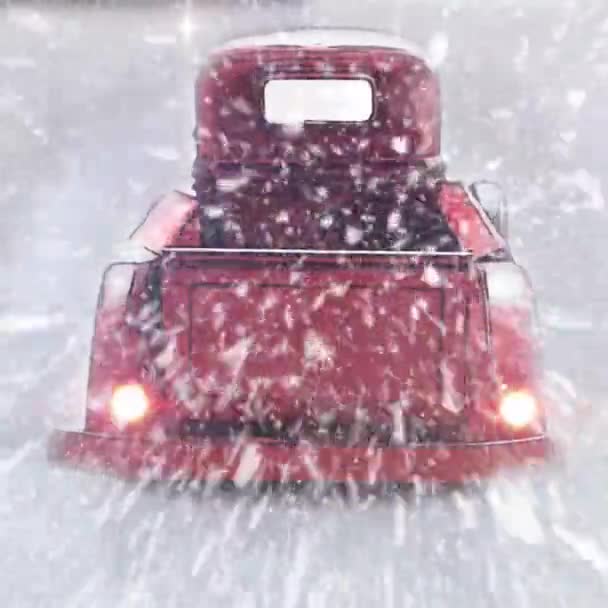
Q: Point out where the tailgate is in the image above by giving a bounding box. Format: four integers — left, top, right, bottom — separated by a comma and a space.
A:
159, 250, 485, 432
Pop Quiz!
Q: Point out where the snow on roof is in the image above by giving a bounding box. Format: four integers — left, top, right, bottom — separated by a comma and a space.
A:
215, 28, 428, 62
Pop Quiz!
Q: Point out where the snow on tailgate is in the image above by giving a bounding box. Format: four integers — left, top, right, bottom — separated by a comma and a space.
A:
160, 252, 478, 428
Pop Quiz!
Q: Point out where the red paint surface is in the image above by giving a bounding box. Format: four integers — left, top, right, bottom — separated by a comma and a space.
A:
438, 182, 506, 259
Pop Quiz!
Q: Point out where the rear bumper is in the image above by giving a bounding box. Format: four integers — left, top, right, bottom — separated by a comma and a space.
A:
48, 430, 552, 484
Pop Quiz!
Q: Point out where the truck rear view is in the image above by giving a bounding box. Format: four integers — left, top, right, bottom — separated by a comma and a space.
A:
49, 30, 550, 486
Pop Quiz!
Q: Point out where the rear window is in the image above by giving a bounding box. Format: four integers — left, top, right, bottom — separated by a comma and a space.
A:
264, 79, 374, 124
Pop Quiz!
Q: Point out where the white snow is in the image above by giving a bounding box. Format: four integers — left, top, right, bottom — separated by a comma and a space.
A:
144, 146, 180, 162
111, 240, 158, 263
345, 225, 363, 245
426, 32, 449, 68
0, 313, 65, 334
231, 97, 255, 116
542, 307, 594, 331
303, 329, 335, 367
216, 27, 428, 60
488, 484, 545, 545
440, 361, 465, 413
217, 174, 251, 193
489, 108, 515, 120
178, 15, 198, 41
567, 89, 587, 110
484, 262, 531, 307
554, 526, 608, 574
485, 157, 503, 171
143, 34, 177, 46
233, 445, 262, 487
101, 265, 135, 308
390, 136, 410, 154
559, 130, 577, 144
421, 264, 442, 287
204, 205, 225, 220
7, 9, 53, 35
554, 168, 605, 211
0, 57, 37, 70
220, 337, 254, 373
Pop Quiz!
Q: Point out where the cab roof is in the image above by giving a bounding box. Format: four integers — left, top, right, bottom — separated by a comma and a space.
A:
216, 27, 428, 59
197, 28, 441, 166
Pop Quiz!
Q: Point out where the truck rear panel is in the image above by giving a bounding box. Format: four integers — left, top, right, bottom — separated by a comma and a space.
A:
157, 250, 492, 444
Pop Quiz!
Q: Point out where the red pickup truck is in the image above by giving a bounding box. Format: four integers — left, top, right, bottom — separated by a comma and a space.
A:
49, 29, 550, 487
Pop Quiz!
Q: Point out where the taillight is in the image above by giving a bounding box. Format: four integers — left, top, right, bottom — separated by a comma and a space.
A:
110, 384, 150, 428
498, 390, 538, 429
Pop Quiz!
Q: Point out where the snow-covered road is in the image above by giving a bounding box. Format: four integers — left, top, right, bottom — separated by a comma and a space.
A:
2, 415, 608, 608
2, 2, 608, 606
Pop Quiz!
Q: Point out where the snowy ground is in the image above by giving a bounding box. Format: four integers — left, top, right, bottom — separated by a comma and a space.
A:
2, 1, 608, 606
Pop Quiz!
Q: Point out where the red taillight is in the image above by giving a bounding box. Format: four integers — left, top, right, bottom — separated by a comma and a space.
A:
110, 384, 150, 428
